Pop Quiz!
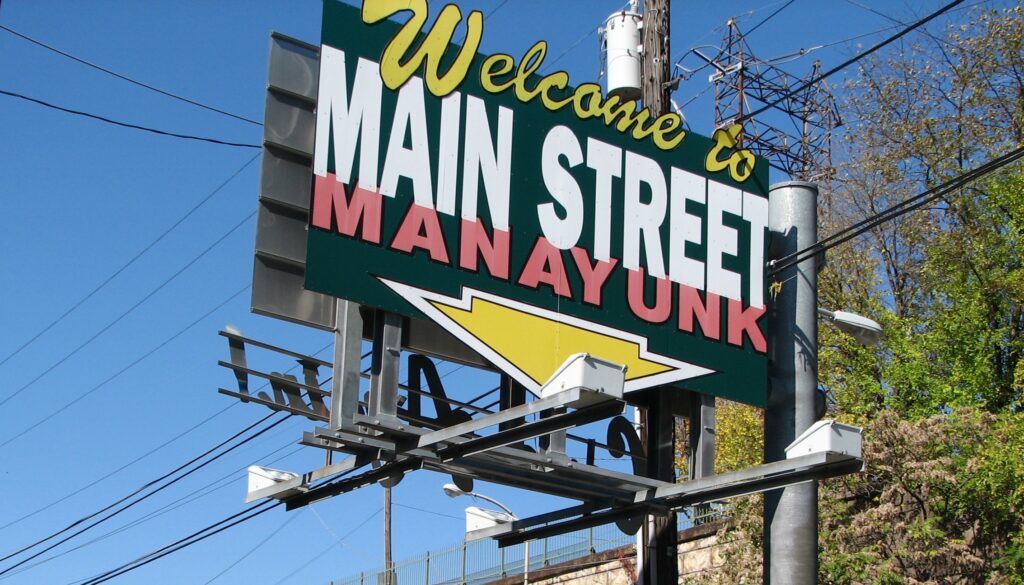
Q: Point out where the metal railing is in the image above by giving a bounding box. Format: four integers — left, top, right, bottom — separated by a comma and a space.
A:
329, 506, 727, 585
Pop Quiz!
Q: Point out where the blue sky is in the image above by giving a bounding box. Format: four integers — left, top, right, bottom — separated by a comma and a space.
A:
0, 1, 1002, 583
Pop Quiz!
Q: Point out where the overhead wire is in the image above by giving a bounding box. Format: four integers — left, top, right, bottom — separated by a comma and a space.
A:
76, 474, 378, 585
9, 348, 367, 580
0, 283, 251, 450
743, 0, 796, 37
75, 499, 282, 585
0, 441, 303, 580
0, 211, 255, 410
0, 89, 260, 148
737, 0, 966, 123
760, 0, 990, 66
202, 509, 304, 584
768, 145, 1024, 276
268, 507, 384, 585
0, 153, 259, 369
0, 25, 262, 126
0, 402, 238, 531
0, 412, 292, 575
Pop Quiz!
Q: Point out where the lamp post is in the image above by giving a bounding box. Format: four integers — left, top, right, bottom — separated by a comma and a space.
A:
442, 483, 529, 585
766, 181, 885, 584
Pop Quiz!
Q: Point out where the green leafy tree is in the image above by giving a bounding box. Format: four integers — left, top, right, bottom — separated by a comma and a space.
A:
681, 6, 1024, 583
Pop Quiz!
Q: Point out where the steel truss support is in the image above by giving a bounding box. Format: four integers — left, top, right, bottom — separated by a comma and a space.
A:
709, 20, 840, 182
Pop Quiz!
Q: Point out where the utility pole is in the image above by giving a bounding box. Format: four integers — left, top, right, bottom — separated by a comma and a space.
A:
765, 181, 820, 584
638, 2, 680, 585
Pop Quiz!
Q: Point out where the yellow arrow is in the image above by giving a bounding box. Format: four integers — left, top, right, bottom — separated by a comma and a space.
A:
379, 279, 715, 393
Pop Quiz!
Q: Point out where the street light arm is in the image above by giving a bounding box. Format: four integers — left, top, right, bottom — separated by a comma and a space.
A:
468, 492, 517, 519
442, 483, 518, 519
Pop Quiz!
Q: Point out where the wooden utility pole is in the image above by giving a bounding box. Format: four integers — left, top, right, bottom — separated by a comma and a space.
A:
638, 3, 679, 585
641, 0, 671, 116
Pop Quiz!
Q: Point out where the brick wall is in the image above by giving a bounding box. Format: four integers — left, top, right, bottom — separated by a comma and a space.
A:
484, 523, 725, 585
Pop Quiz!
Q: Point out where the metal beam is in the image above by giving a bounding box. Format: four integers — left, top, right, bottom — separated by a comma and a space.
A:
330, 300, 364, 431
492, 451, 861, 547
245, 453, 374, 502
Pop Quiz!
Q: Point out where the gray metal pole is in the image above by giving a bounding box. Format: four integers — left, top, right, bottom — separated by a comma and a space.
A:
764, 181, 819, 584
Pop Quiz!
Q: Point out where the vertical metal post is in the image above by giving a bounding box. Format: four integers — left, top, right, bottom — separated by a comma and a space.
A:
688, 393, 716, 480
384, 485, 393, 585
765, 181, 819, 584
460, 540, 467, 585
330, 300, 364, 431
425, 551, 431, 585
368, 310, 403, 419
523, 540, 530, 585
689, 392, 716, 525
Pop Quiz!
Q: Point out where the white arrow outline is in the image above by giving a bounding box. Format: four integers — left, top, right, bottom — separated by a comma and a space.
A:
378, 278, 716, 394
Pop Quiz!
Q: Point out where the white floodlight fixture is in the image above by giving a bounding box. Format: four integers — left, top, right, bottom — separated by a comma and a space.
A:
538, 353, 626, 409
818, 308, 883, 346
465, 506, 516, 535
247, 465, 300, 500
785, 419, 864, 471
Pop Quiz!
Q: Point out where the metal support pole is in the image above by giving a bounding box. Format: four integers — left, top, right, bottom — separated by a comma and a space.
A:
764, 181, 819, 584
368, 310, 403, 419
384, 485, 393, 585
330, 301, 364, 431
689, 392, 716, 525
523, 540, 530, 585
461, 539, 468, 585
688, 393, 716, 481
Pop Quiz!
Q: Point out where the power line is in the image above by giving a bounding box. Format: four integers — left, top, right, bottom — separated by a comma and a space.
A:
0, 153, 258, 369
743, 0, 796, 37
454, 0, 512, 44
0, 442, 304, 580
5, 347, 355, 579
0, 412, 291, 575
0, 25, 262, 126
0, 403, 237, 531
737, 0, 966, 123
269, 507, 383, 585
759, 0, 990, 66
392, 502, 462, 521
3, 335, 336, 527
0, 283, 249, 449
77, 500, 282, 585
768, 145, 1024, 276
203, 509, 304, 584
0, 338, 334, 551
0, 89, 260, 148
78, 476, 378, 585
0, 211, 255, 410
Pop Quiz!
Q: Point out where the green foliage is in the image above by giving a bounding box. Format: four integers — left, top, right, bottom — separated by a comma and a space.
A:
676, 7, 1024, 583
708, 411, 1024, 584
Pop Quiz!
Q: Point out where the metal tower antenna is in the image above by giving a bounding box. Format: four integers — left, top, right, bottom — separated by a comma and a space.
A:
706, 19, 841, 182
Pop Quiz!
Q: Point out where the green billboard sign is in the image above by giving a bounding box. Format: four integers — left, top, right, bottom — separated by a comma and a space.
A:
306, 0, 771, 406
